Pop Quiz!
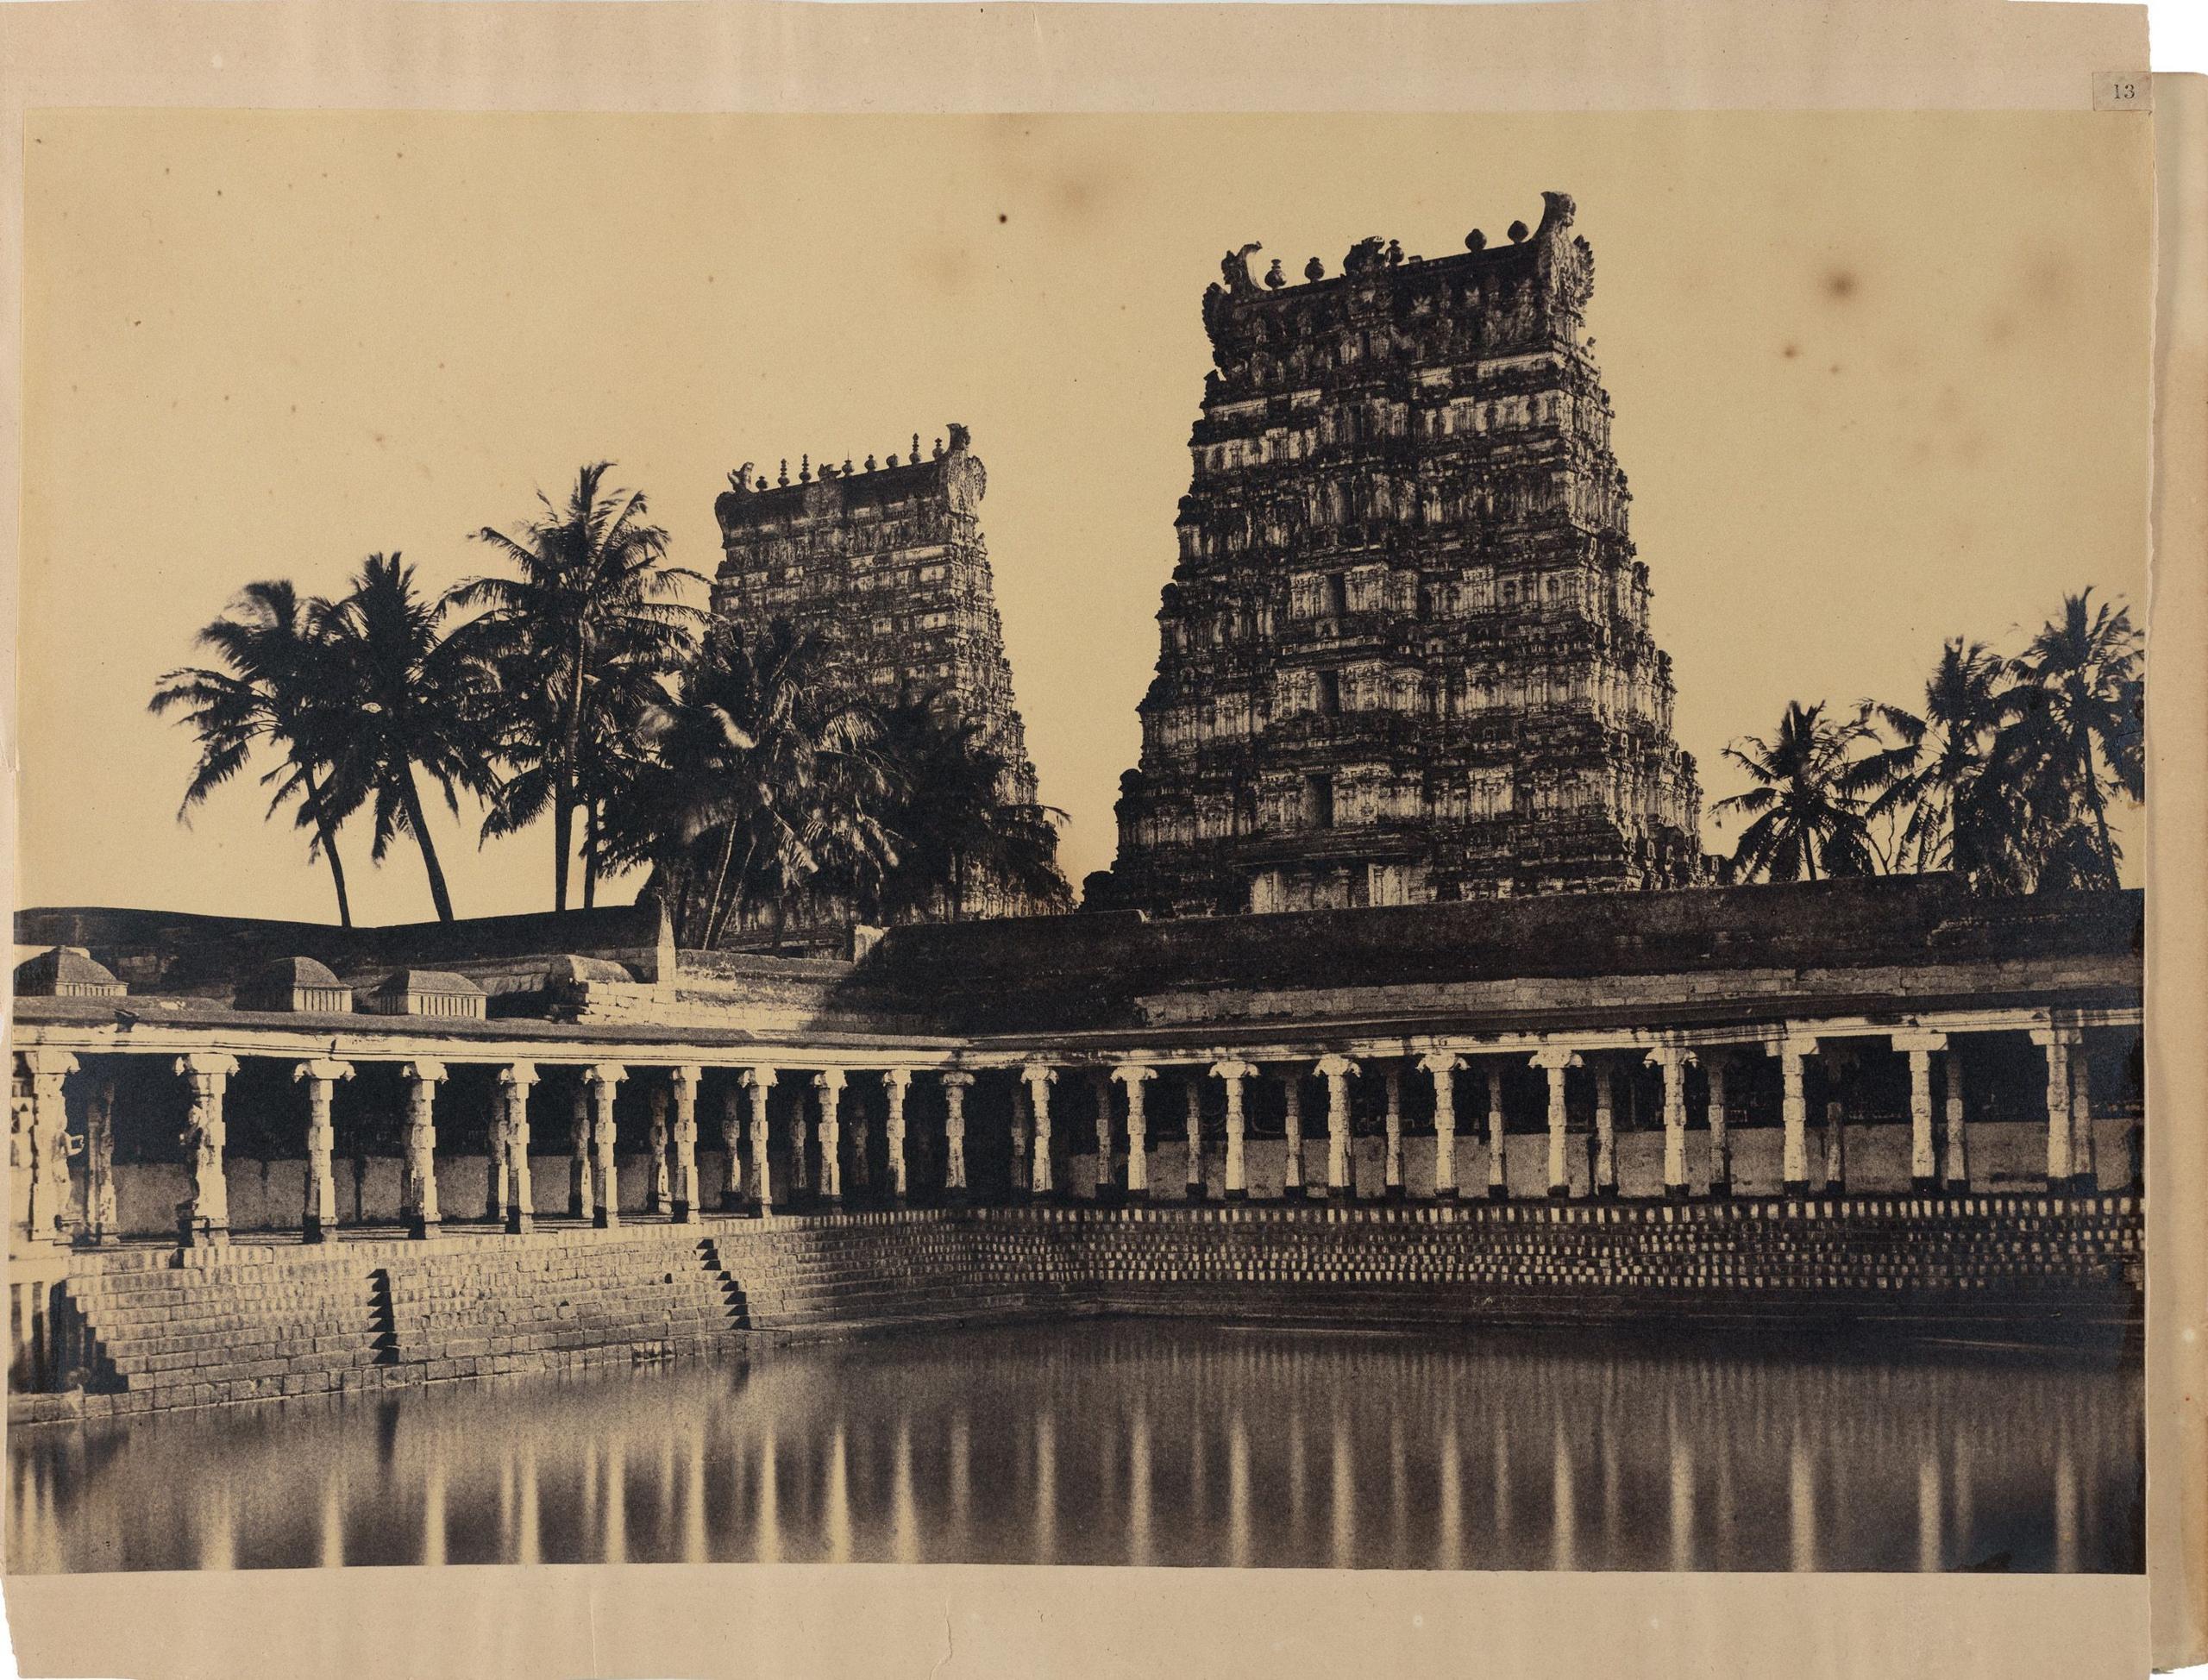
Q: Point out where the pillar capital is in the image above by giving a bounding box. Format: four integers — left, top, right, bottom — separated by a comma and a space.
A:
1766, 1032, 1820, 1061
404, 1058, 449, 1087
740, 1065, 777, 1092
1417, 1050, 1462, 1076
883, 1067, 913, 1094
1021, 1062, 1056, 1089
813, 1068, 848, 1094
668, 1063, 704, 1096
942, 1069, 977, 1091
1644, 1045, 1697, 1071
583, 1062, 624, 1092
494, 1061, 537, 1092
2028, 1022, 2084, 1050
1314, 1053, 1358, 1081
1110, 1063, 1157, 1087
1527, 1047, 1582, 1072
294, 1057, 355, 1087
1208, 1058, 1257, 1083
173, 1051, 240, 1083
19, 1047, 80, 1080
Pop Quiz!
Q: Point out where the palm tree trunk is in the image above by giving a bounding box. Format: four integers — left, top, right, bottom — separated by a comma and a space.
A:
552, 787, 574, 912
583, 800, 599, 909
302, 764, 354, 928
399, 768, 457, 923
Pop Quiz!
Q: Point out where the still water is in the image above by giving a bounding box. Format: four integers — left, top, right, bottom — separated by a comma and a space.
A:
9, 1322, 2141, 1573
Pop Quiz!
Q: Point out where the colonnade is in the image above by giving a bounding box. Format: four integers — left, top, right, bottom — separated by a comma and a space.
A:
7, 1016, 2123, 1250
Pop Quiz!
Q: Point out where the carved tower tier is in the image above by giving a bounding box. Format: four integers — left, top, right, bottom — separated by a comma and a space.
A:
712, 423, 1039, 811
1100, 194, 1702, 916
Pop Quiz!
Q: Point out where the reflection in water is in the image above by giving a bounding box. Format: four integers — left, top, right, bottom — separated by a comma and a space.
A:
8, 1321, 2142, 1573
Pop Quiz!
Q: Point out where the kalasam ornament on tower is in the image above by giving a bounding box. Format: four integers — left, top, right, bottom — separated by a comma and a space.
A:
1098, 193, 1703, 916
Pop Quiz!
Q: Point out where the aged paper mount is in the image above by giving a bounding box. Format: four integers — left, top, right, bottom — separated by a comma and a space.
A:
0, 2, 2198, 1678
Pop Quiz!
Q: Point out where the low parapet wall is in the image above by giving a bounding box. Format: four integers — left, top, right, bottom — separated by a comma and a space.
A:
9, 1194, 2142, 1423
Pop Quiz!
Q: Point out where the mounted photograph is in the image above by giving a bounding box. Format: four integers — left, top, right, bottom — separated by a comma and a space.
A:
5, 108, 2150, 1582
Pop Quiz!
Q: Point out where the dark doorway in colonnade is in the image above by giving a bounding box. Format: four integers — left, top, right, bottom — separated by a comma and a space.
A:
332, 1062, 408, 1232
526, 1064, 592, 1224
437, 1063, 500, 1225
214, 1055, 312, 1237
963, 1069, 1020, 1206
68, 1052, 188, 1242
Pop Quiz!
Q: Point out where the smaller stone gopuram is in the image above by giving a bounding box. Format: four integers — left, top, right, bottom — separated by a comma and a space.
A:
712, 425, 1039, 807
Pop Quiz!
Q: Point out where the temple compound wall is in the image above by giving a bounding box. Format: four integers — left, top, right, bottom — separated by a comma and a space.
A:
712, 423, 1039, 810
1099, 193, 1701, 917
8, 875, 2143, 1414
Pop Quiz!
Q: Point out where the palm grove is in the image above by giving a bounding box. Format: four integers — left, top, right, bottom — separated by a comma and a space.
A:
150, 464, 1072, 942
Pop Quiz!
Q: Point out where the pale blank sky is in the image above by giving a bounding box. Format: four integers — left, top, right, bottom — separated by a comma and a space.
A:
18, 111, 2150, 925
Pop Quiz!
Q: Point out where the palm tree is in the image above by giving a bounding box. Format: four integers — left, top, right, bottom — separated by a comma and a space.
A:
1712, 699, 1886, 883
149, 580, 358, 926
452, 463, 706, 912
875, 686, 1071, 922
599, 618, 891, 948
315, 554, 494, 923
1993, 589, 2143, 890
1864, 637, 2016, 881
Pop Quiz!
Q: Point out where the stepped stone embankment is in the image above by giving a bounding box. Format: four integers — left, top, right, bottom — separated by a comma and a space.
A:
9, 1194, 2142, 1424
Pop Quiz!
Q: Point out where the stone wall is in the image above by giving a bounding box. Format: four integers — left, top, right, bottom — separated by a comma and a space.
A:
15, 1194, 2142, 1421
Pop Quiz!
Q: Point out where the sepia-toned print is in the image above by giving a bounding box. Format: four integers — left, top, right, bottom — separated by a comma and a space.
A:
7, 110, 2148, 1579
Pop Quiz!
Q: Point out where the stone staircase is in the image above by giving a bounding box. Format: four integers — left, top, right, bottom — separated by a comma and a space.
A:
711, 1214, 1075, 1338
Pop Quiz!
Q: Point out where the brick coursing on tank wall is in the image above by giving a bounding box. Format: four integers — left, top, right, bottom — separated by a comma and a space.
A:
15, 1196, 2140, 1422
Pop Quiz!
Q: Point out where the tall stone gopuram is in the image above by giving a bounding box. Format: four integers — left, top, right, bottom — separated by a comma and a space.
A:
713, 424, 1039, 809
1101, 192, 1703, 917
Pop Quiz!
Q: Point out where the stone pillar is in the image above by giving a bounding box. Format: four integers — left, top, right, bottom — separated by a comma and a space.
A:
1529, 1048, 1581, 1199
719, 1086, 747, 1211
400, 1059, 448, 1239
1823, 1094, 1847, 1195
883, 1069, 911, 1206
1009, 1078, 1032, 1202
645, 1087, 671, 1214
1485, 1066, 1508, 1200
1705, 1057, 1732, 1198
22, 1050, 79, 1245
791, 1084, 814, 1202
942, 1072, 974, 1204
668, 1065, 701, 1222
1421, 1052, 1461, 1200
569, 1084, 594, 1222
1316, 1055, 1358, 1200
1112, 1065, 1154, 1201
2029, 1026, 2074, 1191
813, 1070, 845, 1209
82, 1069, 118, 1244
585, 1063, 624, 1229
1211, 1060, 1254, 1201
2068, 1042, 2096, 1192
1282, 1072, 1306, 1200
1591, 1060, 1618, 1199
1643, 1046, 1690, 1200
1892, 1032, 1945, 1193
1182, 1077, 1206, 1201
499, 1063, 538, 1234
1941, 1048, 1970, 1193
1091, 1073, 1117, 1204
743, 1067, 779, 1213
1382, 1065, 1405, 1201
1023, 1064, 1057, 1200
484, 1075, 511, 1227
1769, 1036, 1815, 1196
172, 1052, 237, 1248
293, 1057, 354, 1243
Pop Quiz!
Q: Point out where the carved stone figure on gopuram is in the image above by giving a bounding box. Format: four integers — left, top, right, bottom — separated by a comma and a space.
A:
1096, 191, 1705, 917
